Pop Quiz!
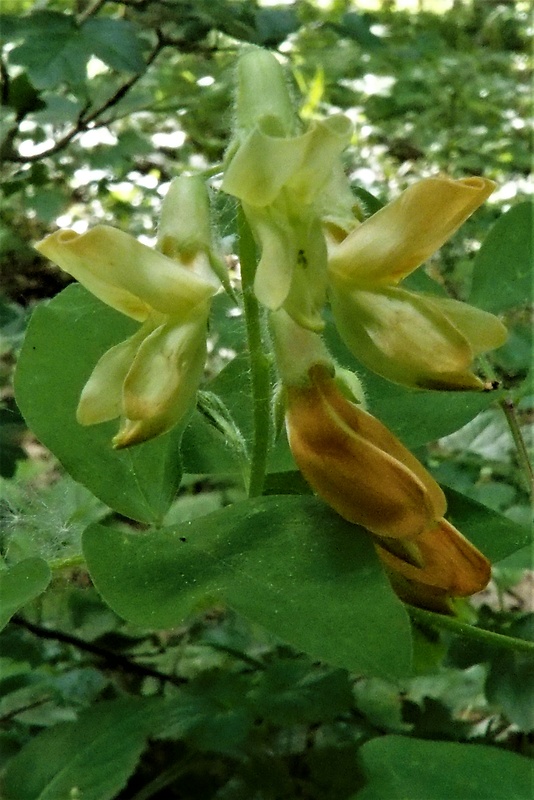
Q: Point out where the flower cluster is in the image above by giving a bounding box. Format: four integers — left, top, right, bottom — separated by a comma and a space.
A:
226, 48, 504, 611
36, 47, 507, 611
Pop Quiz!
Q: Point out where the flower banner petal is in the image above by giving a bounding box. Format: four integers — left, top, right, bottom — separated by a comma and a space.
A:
36, 230, 151, 322
328, 176, 495, 286
36, 226, 216, 319
285, 366, 444, 539
222, 116, 351, 208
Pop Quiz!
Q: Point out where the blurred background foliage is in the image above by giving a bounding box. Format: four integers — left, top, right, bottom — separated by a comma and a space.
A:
0, 1, 532, 798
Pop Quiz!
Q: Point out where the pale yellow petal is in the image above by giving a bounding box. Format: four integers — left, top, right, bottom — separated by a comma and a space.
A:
249, 201, 296, 311
424, 296, 508, 355
223, 125, 312, 207
222, 116, 351, 208
112, 307, 208, 448
76, 326, 149, 425
36, 226, 216, 320
247, 195, 328, 328
36, 229, 150, 322
328, 176, 495, 286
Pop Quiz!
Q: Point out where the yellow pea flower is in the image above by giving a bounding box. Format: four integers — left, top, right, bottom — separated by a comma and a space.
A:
328, 176, 508, 390
35, 177, 222, 448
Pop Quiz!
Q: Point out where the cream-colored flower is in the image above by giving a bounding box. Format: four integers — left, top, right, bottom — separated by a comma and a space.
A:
222, 47, 352, 331
35, 177, 222, 447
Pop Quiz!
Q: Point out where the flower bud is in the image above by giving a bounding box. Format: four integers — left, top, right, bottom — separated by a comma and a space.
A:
233, 47, 296, 137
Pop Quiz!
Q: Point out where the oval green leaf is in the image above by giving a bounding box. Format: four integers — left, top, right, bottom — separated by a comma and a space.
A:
357, 734, 534, 800
83, 495, 412, 681
2, 697, 165, 800
15, 285, 184, 524
0, 557, 51, 631
470, 202, 533, 313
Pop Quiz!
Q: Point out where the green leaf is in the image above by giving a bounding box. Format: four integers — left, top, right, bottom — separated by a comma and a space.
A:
337, 12, 384, 49
0, 558, 51, 631
469, 202, 533, 312
158, 672, 253, 756
8, 12, 89, 89
487, 649, 534, 732
7, 11, 144, 90
254, 8, 299, 46
251, 659, 354, 726
82, 18, 145, 74
1, 698, 164, 800
356, 735, 534, 800
5, 72, 45, 116
83, 496, 412, 680
444, 487, 532, 563
485, 615, 534, 732
15, 285, 183, 524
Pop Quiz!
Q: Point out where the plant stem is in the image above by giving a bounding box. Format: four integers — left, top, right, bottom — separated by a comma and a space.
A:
499, 396, 534, 494
12, 615, 188, 687
48, 554, 86, 572
238, 209, 272, 498
130, 758, 195, 800
408, 606, 534, 654
477, 354, 533, 494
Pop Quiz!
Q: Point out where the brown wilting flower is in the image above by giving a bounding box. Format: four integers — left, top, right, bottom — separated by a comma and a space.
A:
275, 335, 491, 611
375, 519, 491, 613
284, 363, 447, 540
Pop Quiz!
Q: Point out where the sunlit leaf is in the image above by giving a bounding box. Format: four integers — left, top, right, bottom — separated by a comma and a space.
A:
82, 17, 145, 74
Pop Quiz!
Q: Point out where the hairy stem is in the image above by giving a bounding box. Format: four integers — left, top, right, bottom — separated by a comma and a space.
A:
48, 554, 87, 572
238, 209, 271, 498
408, 606, 534, 654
